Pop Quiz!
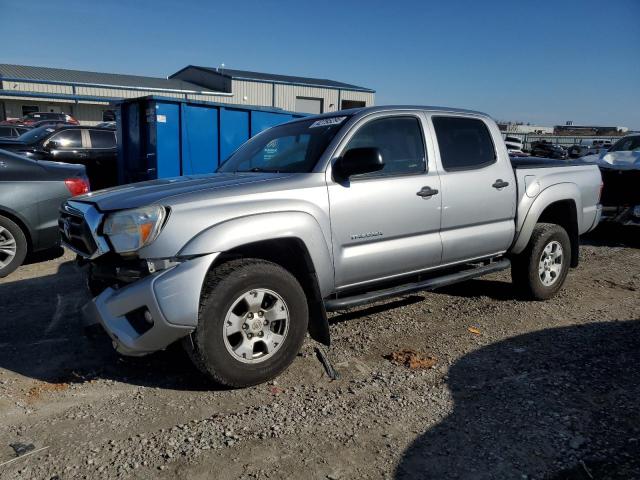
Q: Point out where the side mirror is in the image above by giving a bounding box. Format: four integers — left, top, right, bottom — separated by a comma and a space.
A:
334, 147, 384, 179
44, 140, 57, 151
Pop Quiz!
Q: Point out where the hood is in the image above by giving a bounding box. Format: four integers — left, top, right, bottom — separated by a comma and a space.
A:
596, 151, 640, 171
73, 172, 294, 211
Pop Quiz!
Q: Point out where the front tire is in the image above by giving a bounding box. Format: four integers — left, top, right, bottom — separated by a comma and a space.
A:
185, 258, 308, 388
0, 215, 28, 278
511, 223, 571, 300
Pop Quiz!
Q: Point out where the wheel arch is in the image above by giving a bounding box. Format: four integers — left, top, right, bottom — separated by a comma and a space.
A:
208, 238, 331, 346
181, 212, 334, 346
0, 206, 34, 253
512, 184, 580, 267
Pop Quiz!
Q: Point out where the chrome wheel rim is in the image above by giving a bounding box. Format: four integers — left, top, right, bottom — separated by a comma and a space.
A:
0, 226, 17, 269
539, 240, 563, 286
223, 288, 290, 364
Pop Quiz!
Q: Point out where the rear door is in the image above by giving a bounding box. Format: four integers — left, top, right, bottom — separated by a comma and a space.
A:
327, 112, 442, 290
88, 129, 118, 189
429, 115, 516, 264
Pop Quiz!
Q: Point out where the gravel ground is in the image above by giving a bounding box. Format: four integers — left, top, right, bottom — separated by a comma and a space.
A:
0, 227, 638, 479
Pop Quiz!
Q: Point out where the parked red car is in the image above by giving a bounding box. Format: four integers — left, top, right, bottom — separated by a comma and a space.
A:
1, 112, 79, 126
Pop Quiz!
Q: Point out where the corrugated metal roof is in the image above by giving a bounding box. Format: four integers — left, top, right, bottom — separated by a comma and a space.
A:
173, 65, 375, 92
0, 64, 213, 92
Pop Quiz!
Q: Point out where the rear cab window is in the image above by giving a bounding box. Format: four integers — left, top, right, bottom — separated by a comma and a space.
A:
432, 116, 496, 171
89, 130, 116, 149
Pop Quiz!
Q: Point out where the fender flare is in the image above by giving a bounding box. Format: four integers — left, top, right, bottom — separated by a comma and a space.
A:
177, 211, 335, 298
511, 183, 581, 255
0, 205, 35, 250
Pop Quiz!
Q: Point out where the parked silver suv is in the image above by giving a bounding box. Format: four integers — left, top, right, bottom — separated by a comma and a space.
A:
61, 106, 602, 387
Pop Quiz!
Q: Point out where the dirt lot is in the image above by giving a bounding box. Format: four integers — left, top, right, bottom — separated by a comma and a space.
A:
0, 227, 639, 480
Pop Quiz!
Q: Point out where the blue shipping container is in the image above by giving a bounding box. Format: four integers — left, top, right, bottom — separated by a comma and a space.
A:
115, 96, 305, 184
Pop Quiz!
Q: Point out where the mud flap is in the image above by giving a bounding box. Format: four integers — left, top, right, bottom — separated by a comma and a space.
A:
305, 271, 331, 346
308, 299, 331, 347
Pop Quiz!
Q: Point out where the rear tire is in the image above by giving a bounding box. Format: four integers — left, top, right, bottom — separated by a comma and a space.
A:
511, 223, 571, 300
185, 258, 308, 388
0, 215, 28, 278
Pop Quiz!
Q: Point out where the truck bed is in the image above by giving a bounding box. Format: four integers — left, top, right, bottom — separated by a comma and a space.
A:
510, 157, 596, 169
510, 156, 602, 244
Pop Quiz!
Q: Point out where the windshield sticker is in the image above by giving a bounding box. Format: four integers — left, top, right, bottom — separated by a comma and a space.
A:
309, 116, 347, 128
46, 128, 55, 132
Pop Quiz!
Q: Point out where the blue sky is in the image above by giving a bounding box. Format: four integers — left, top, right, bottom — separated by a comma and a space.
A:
2, 0, 639, 128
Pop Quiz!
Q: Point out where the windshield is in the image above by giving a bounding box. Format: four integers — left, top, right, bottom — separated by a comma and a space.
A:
16, 126, 56, 144
609, 136, 640, 152
217, 117, 348, 173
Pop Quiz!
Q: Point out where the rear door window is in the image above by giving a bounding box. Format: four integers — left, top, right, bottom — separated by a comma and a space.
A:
89, 130, 116, 149
433, 116, 496, 171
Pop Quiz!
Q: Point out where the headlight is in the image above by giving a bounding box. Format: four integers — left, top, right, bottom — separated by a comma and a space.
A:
103, 205, 166, 253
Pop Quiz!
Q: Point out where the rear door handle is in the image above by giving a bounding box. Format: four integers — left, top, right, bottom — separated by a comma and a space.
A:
492, 179, 509, 189
417, 186, 439, 198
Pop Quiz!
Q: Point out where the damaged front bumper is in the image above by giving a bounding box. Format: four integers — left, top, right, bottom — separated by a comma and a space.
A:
83, 252, 219, 356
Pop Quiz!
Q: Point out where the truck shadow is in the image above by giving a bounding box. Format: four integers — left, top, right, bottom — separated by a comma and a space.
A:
394, 319, 640, 479
582, 224, 640, 249
328, 295, 425, 325
0, 261, 219, 391
436, 278, 516, 301
23, 246, 65, 265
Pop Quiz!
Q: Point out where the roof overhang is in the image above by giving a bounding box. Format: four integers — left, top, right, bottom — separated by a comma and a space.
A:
0, 75, 229, 96
170, 65, 376, 93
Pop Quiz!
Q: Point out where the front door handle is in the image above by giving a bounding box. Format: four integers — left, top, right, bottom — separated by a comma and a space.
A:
417, 186, 439, 198
492, 179, 509, 189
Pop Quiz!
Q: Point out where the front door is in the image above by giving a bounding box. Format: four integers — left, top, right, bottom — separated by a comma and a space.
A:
45, 129, 85, 164
327, 113, 442, 290
430, 115, 516, 264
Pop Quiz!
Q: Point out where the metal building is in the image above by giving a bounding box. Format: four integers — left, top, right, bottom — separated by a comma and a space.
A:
169, 65, 375, 114
0, 64, 375, 125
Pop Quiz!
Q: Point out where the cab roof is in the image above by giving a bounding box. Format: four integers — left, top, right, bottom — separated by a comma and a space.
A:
291, 105, 490, 123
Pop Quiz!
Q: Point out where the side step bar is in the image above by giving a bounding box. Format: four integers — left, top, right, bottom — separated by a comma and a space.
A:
324, 258, 511, 311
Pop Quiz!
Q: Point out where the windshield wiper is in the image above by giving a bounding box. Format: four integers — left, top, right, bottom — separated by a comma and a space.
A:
235, 167, 282, 173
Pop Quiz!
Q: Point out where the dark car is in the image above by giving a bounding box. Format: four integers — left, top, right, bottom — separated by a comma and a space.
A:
530, 141, 568, 159
27, 120, 78, 129
0, 126, 118, 190
0, 111, 79, 126
0, 125, 30, 139
0, 149, 89, 277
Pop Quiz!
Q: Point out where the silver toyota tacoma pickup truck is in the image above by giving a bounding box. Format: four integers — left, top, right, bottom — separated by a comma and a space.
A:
60, 106, 602, 387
